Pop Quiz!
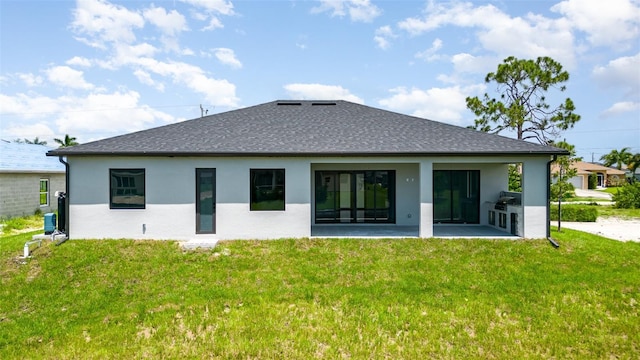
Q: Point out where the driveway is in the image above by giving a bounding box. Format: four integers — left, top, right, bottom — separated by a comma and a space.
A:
574, 188, 612, 200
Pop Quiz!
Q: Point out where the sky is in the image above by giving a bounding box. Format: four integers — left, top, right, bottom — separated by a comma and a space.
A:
1, 0, 639, 162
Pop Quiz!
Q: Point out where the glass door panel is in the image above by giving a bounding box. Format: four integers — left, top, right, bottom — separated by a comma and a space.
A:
433, 170, 452, 222
338, 173, 352, 222
315, 170, 395, 224
433, 170, 479, 224
196, 168, 216, 233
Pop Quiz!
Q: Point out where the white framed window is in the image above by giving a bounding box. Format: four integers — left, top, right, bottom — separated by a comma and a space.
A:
39, 179, 49, 206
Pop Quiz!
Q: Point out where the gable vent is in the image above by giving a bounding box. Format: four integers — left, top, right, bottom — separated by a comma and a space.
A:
311, 102, 336, 106
277, 101, 302, 106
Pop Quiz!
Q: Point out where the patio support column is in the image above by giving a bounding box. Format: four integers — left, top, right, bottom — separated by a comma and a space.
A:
419, 161, 433, 238
522, 157, 549, 238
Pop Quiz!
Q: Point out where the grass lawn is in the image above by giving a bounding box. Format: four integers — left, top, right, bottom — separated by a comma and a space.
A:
1, 231, 639, 359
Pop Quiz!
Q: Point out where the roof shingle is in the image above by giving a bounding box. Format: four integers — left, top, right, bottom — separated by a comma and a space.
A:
48, 100, 568, 157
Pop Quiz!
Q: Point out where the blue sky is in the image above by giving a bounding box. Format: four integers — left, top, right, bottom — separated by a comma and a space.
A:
1, 0, 639, 161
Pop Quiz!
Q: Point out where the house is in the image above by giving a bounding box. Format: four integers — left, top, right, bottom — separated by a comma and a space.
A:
1, 142, 66, 218
555, 161, 627, 189
47, 100, 567, 240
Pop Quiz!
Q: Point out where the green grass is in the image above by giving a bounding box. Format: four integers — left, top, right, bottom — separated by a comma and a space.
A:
1, 231, 639, 359
598, 187, 623, 195
0, 214, 44, 235
595, 206, 640, 219
562, 197, 612, 203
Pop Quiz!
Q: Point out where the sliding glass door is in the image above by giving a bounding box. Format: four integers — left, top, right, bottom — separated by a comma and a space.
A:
433, 170, 479, 224
315, 170, 395, 223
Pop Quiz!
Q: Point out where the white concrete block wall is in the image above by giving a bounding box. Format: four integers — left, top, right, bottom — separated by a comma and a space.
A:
0, 173, 65, 218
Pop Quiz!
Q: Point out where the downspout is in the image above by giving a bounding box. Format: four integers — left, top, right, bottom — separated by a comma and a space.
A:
547, 155, 559, 248
58, 156, 69, 242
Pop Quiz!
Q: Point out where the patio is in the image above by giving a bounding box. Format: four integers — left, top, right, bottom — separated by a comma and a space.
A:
310, 224, 518, 239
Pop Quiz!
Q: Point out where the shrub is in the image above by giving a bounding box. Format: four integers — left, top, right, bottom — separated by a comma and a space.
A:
550, 182, 574, 200
549, 204, 598, 222
613, 182, 640, 209
588, 173, 598, 189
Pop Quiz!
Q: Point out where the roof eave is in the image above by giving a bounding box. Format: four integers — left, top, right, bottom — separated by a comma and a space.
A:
46, 150, 569, 157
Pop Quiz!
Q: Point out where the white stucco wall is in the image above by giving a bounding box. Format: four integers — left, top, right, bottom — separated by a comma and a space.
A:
68, 157, 311, 240
521, 157, 552, 238
65, 154, 553, 240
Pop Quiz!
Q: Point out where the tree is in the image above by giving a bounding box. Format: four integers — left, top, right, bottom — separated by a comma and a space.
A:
24, 137, 47, 145
466, 56, 580, 145
550, 140, 579, 199
600, 147, 632, 170
626, 153, 640, 180
54, 134, 79, 148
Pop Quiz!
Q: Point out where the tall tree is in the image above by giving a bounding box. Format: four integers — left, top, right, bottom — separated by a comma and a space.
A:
24, 137, 47, 145
54, 134, 79, 148
600, 147, 631, 170
466, 56, 580, 145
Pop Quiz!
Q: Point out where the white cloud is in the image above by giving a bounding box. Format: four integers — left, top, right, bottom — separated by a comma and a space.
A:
4, 122, 56, 142
135, 58, 239, 107
133, 70, 165, 91
415, 38, 444, 62
55, 91, 174, 133
551, 0, 640, 49
0, 93, 64, 119
180, 0, 234, 31
592, 53, 640, 94
213, 48, 242, 69
284, 83, 364, 103
18, 73, 44, 87
397, 1, 577, 69
143, 6, 188, 36
312, 0, 381, 23
378, 85, 485, 124
0, 91, 175, 142
71, 0, 144, 47
66, 56, 92, 67
46, 66, 94, 90
374, 25, 395, 50
180, 0, 234, 15
600, 101, 640, 118
202, 17, 224, 31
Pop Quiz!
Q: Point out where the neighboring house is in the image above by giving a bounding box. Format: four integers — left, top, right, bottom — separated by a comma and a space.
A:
48, 100, 567, 240
1, 142, 66, 218
555, 161, 627, 189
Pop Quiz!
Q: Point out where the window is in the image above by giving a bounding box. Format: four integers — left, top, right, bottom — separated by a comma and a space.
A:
110, 169, 145, 209
250, 169, 285, 211
39, 179, 49, 206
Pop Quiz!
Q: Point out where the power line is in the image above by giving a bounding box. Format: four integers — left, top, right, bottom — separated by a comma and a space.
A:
0, 104, 217, 117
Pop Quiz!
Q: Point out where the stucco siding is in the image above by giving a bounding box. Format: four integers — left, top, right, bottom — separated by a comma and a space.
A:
522, 158, 550, 238
0, 173, 65, 218
65, 155, 553, 240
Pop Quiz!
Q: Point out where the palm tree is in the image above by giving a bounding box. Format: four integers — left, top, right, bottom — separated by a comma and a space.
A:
626, 153, 640, 177
24, 137, 47, 145
54, 134, 79, 148
600, 147, 632, 170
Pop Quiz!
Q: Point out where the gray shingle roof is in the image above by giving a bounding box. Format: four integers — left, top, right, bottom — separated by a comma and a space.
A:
48, 100, 568, 157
